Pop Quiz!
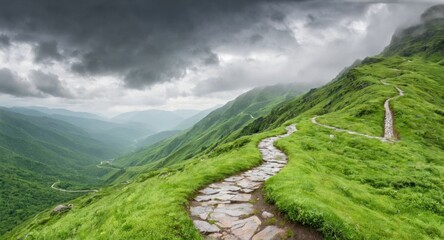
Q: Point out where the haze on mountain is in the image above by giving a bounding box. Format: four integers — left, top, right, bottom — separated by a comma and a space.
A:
0, 1, 443, 240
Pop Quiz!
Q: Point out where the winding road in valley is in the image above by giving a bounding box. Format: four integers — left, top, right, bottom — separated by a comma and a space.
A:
51, 182, 99, 193
190, 125, 322, 240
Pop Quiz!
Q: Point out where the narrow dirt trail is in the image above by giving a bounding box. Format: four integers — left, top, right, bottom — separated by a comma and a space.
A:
380, 80, 404, 140
312, 80, 404, 141
51, 182, 99, 193
311, 116, 383, 141
190, 125, 322, 240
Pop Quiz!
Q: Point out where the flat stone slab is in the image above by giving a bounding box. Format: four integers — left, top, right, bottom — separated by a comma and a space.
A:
231, 216, 261, 240
190, 206, 214, 220
230, 193, 251, 202
213, 203, 254, 217
193, 220, 220, 233
209, 212, 239, 228
200, 187, 220, 195
252, 226, 285, 240
224, 176, 244, 182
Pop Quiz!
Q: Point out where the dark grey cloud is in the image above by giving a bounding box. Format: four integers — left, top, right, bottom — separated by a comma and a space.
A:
34, 41, 62, 63
0, 68, 38, 97
0, 0, 434, 100
0, 68, 72, 98
0, 0, 322, 89
29, 70, 72, 98
0, 34, 10, 48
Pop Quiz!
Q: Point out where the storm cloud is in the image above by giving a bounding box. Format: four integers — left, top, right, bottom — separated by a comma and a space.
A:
29, 70, 72, 98
0, 0, 372, 89
0, 68, 37, 97
0, 0, 437, 114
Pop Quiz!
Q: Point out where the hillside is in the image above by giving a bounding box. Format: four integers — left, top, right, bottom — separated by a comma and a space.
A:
114, 84, 303, 169
4, 5, 444, 240
0, 110, 117, 235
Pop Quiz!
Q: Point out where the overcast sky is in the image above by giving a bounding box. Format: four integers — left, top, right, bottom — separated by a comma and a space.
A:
0, 0, 439, 117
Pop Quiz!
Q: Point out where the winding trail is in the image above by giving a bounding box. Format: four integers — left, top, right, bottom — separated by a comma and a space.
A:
189, 80, 404, 239
51, 182, 99, 193
381, 80, 404, 140
313, 80, 404, 141
190, 125, 322, 240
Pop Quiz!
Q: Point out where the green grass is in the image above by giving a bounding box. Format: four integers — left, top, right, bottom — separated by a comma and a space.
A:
4, 129, 288, 239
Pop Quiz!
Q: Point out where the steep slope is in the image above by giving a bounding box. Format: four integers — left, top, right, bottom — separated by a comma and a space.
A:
5, 6, 444, 240
114, 84, 303, 169
0, 110, 116, 235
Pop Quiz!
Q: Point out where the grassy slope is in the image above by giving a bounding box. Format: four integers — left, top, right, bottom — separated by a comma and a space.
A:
266, 56, 444, 239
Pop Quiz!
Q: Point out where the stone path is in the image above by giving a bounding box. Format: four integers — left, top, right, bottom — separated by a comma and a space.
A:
380, 80, 404, 140
190, 125, 319, 240
312, 80, 404, 142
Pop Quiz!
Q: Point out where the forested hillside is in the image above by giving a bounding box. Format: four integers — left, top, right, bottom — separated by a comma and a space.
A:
0, 110, 116, 235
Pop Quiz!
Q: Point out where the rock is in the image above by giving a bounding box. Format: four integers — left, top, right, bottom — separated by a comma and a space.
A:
209, 212, 239, 228
200, 187, 220, 195
195, 192, 236, 202
213, 203, 254, 217
51, 204, 73, 215
240, 188, 254, 193
206, 233, 223, 239
224, 176, 244, 182
231, 216, 261, 240
230, 194, 251, 202
237, 179, 261, 189
193, 220, 220, 233
190, 206, 213, 220
261, 211, 274, 219
252, 226, 285, 240
201, 200, 231, 206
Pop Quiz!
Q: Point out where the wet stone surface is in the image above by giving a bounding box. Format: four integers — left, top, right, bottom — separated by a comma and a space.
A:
190, 125, 302, 240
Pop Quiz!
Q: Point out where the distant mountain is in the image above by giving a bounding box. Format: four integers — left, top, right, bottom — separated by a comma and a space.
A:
0, 109, 116, 235
115, 84, 304, 168
173, 107, 218, 130
170, 109, 201, 119
26, 106, 105, 120
111, 109, 201, 132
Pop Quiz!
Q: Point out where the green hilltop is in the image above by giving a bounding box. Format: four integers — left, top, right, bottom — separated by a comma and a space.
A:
3, 5, 444, 240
